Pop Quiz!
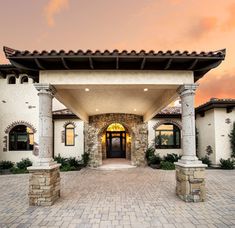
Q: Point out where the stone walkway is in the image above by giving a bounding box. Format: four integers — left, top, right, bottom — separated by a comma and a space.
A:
0, 168, 235, 228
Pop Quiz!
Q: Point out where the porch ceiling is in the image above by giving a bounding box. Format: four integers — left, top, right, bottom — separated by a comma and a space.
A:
54, 85, 178, 122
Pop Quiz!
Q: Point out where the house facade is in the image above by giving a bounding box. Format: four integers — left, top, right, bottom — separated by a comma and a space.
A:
0, 47, 226, 205
1, 73, 234, 167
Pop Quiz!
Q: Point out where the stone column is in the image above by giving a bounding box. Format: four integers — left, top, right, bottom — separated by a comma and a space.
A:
175, 84, 207, 202
27, 84, 60, 206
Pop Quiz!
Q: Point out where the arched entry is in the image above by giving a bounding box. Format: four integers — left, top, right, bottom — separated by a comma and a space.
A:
106, 123, 126, 158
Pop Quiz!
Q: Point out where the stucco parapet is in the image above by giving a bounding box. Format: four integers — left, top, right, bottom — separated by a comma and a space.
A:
177, 84, 198, 97
34, 83, 56, 95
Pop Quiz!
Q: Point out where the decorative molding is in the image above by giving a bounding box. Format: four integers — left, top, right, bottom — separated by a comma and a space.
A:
153, 119, 182, 130
5, 121, 37, 134
63, 121, 76, 128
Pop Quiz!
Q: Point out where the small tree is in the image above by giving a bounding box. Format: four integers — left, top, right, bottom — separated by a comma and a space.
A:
229, 122, 235, 158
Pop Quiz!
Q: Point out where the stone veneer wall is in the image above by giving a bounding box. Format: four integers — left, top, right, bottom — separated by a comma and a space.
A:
85, 113, 148, 167
175, 165, 206, 202
28, 166, 60, 206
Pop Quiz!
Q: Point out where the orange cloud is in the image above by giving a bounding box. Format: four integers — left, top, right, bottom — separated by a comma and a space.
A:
44, 0, 69, 27
222, 3, 235, 31
196, 72, 235, 106
189, 17, 217, 39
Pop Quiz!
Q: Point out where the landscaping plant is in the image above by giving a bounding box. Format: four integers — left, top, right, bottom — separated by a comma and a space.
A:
160, 161, 175, 170
220, 158, 234, 169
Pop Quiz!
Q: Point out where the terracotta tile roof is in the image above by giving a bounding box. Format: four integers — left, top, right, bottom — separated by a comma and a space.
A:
3, 47, 226, 82
196, 98, 235, 113
3, 47, 226, 58
53, 109, 74, 115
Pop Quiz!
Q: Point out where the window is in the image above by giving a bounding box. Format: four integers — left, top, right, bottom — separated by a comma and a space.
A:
9, 125, 34, 151
65, 124, 75, 146
155, 123, 180, 149
21, 76, 28, 84
8, 76, 16, 84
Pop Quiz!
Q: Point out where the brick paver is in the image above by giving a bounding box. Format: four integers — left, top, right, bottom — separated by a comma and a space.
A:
0, 168, 235, 227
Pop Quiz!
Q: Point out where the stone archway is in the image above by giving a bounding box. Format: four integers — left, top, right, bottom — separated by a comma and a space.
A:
84, 113, 148, 167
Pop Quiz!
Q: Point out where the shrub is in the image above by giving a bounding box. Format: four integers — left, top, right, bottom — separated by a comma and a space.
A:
201, 156, 212, 166
0, 160, 14, 170
145, 147, 155, 161
220, 158, 234, 169
54, 154, 68, 167
60, 164, 76, 172
82, 152, 90, 166
148, 154, 162, 165
10, 167, 28, 174
164, 153, 181, 163
16, 158, 32, 170
160, 161, 175, 170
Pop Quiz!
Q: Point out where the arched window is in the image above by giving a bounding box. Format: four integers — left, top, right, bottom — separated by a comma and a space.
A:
8, 76, 16, 84
155, 123, 181, 149
9, 125, 34, 151
21, 76, 28, 84
65, 123, 75, 146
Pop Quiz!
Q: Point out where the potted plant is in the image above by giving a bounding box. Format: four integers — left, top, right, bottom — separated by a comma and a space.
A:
0, 160, 14, 174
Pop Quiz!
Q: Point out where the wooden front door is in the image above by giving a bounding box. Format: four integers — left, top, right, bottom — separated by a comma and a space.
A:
106, 131, 126, 158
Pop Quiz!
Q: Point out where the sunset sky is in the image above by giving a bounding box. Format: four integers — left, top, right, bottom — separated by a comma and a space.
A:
0, 0, 234, 106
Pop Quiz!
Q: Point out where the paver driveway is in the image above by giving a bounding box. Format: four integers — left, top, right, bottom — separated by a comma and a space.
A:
0, 168, 235, 228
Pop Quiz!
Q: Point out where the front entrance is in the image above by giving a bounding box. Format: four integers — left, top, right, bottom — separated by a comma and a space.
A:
106, 131, 126, 158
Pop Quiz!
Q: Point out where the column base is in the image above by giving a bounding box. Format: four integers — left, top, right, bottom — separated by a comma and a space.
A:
175, 163, 207, 202
27, 164, 61, 206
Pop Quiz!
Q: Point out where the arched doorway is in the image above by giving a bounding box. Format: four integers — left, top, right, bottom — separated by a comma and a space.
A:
106, 123, 126, 158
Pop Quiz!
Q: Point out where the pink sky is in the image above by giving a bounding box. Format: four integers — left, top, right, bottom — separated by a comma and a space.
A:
0, 0, 234, 106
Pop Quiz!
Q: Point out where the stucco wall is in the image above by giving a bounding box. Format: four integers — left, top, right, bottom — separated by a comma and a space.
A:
53, 119, 84, 158
0, 75, 39, 163
196, 109, 216, 164
148, 118, 183, 157
214, 108, 235, 164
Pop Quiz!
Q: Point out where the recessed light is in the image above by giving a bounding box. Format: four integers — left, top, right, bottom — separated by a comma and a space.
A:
85, 88, 90, 92
134, 108, 137, 111
95, 108, 99, 111
144, 88, 148, 92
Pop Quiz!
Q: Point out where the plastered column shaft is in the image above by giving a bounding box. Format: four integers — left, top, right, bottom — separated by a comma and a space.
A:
35, 84, 56, 165
177, 84, 199, 164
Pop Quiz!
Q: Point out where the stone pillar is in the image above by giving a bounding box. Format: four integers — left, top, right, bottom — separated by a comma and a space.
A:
175, 84, 207, 202
27, 84, 60, 206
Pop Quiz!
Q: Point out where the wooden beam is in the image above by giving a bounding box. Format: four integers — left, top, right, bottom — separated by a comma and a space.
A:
140, 58, 146, 70
89, 57, 94, 69
164, 59, 173, 70
35, 58, 45, 70
116, 57, 119, 69
188, 59, 198, 70
61, 57, 70, 70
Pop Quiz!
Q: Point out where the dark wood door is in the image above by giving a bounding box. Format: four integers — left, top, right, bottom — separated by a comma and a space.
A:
106, 131, 126, 158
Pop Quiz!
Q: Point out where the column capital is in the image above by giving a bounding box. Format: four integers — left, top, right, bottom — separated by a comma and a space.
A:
34, 83, 56, 96
177, 84, 198, 97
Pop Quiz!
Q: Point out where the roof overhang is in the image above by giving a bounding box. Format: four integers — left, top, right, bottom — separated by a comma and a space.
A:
3, 47, 226, 82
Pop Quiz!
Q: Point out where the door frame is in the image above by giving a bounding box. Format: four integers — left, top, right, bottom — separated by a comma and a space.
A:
106, 131, 126, 158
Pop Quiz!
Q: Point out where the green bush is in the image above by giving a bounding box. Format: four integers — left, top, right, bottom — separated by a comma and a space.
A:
148, 154, 162, 165
60, 164, 76, 172
220, 158, 234, 169
164, 153, 181, 163
10, 167, 28, 174
201, 156, 212, 166
82, 152, 90, 166
0, 160, 14, 170
16, 158, 32, 170
160, 161, 175, 170
145, 147, 155, 161
54, 154, 68, 167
